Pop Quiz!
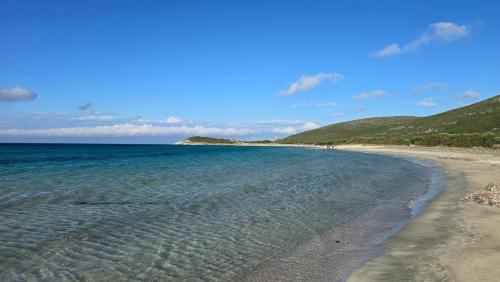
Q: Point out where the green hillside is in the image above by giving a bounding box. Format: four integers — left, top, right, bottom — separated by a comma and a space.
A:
281, 95, 500, 147
183, 136, 237, 144
179, 136, 274, 145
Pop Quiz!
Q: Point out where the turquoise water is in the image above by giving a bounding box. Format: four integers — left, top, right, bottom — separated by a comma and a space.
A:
0, 144, 439, 281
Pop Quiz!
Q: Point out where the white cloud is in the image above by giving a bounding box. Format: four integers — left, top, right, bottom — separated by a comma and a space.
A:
292, 101, 337, 108
432, 22, 469, 40
302, 122, 320, 130
76, 115, 115, 122
374, 43, 402, 57
253, 119, 308, 126
353, 90, 391, 100
314, 102, 337, 107
279, 72, 343, 96
417, 98, 437, 108
0, 124, 254, 137
272, 127, 298, 135
136, 117, 151, 123
0, 87, 37, 102
164, 116, 183, 124
457, 89, 480, 99
271, 121, 320, 135
374, 22, 469, 57
0, 109, 124, 127
413, 82, 448, 94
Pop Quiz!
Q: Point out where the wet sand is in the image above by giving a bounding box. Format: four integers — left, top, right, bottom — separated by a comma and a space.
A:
339, 145, 500, 282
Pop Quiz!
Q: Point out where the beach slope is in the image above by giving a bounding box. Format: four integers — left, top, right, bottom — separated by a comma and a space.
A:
340, 145, 500, 282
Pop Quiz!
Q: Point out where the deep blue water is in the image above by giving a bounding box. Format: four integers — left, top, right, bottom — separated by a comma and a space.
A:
0, 144, 440, 281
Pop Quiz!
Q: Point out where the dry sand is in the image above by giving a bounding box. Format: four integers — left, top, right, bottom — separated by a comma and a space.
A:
337, 145, 500, 282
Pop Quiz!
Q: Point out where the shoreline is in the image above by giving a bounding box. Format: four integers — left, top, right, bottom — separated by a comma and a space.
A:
177, 142, 500, 280
236, 144, 500, 281
241, 147, 447, 282
175, 140, 326, 149
337, 145, 500, 281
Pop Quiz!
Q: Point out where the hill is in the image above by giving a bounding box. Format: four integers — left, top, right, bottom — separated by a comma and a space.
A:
178, 136, 273, 145
179, 136, 237, 144
281, 95, 500, 148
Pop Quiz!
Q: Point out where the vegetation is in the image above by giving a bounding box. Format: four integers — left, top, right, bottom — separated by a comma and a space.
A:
183, 136, 274, 144
245, 140, 273, 144
281, 95, 500, 148
185, 136, 237, 144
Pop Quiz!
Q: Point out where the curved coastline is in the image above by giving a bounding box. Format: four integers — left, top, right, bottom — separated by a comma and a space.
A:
339, 145, 500, 282
0, 144, 444, 281
241, 148, 447, 282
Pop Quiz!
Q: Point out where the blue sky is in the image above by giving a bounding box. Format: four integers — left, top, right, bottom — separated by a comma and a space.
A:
1, 0, 499, 143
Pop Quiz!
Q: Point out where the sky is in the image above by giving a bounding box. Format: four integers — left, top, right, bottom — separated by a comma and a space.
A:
1, 0, 499, 143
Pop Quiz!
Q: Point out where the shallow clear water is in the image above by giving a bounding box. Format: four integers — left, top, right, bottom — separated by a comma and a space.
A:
0, 144, 436, 281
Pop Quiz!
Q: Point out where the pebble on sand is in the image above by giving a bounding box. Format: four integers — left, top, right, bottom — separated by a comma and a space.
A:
463, 183, 500, 208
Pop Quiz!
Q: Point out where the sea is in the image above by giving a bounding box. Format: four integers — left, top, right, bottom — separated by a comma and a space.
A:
0, 144, 445, 281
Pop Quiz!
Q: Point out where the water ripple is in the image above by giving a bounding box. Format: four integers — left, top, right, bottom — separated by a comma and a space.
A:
0, 144, 431, 281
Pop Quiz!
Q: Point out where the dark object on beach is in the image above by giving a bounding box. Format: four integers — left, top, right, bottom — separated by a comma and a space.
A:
335, 240, 340, 243
463, 183, 500, 207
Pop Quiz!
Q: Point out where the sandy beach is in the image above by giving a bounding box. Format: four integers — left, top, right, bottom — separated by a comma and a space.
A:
336, 145, 500, 282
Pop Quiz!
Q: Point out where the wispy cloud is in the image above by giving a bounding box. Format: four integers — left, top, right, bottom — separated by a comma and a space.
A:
0, 109, 132, 129
0, 87, 37, 102
417, 97, 437, 108
302, 122, 320, 130
0, 124, 254, 137
271, 122, 319, 135
279, 72, 343, 96
354, 105, 366, 112
75, 103, 119, 122
353, 90, 391, 100
413, 82, 448, 94
163, 116, 184, 124
374, 22, 469, 57
76, 115, 115, 122
457, 89, 480, 99
292, 101, 337, 108
253, 120, 308, 126
0, 113, 323, 139
271, 127, 298, 135
255, 120, 320, 135
331, 112, 346, 117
